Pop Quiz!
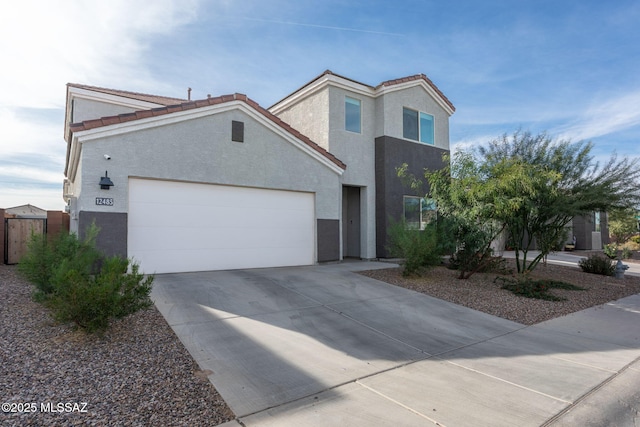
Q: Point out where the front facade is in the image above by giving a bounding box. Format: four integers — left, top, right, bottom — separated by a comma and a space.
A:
270, 71, 455, 259
63, 71, 454, 273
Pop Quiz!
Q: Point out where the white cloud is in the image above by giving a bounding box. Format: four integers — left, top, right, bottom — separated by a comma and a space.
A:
0, 0, 200, 108
554, 90, 640, 143
0, 108, 63, 159
0, 0, 200, 210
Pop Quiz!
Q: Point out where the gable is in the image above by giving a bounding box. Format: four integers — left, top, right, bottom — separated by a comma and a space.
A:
270, 70, 455, 117
65, 94, 345, 183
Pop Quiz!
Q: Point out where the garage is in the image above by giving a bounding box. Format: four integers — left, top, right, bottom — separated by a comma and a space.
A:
128, 178, 316, 274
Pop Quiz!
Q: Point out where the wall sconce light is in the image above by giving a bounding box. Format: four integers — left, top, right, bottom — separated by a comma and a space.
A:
99, 171, 114, 190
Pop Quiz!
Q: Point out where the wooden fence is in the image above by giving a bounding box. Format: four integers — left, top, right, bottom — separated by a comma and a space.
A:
4, 218, 46, 264
1, 209, 70, 264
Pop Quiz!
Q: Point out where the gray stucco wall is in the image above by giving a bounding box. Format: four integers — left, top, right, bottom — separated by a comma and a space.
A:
572, 213, 609, 250
375, 86, 451, 151
375, 135, 449, 258
273, 89, 331, 150
78, 211, 127, 258
72, 106, 343, 261
317, 219, 340, 262
72, 98, 140, 124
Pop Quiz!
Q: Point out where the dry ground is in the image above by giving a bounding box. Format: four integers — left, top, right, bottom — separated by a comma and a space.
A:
0, 264, 234, 427
360, 257, 640, 325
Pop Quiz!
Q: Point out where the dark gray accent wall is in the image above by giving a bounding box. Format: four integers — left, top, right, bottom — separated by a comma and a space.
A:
317, 219, 340, 262
79, 211, 128, 258
375, 136, 449, 258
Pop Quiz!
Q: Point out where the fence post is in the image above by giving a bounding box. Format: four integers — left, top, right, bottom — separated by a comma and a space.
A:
0, 209, 5, 264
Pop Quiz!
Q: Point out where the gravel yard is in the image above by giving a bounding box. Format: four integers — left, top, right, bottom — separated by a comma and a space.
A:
0, 264, 234, 427
3, 254, 639, 426
360, 257, 640, 325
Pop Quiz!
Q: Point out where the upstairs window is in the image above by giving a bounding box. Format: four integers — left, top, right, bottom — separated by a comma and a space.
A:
345, 96, 361, 133
403, 108, 434, 145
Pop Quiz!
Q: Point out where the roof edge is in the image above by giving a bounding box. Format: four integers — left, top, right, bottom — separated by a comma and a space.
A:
69, 93, 346, 171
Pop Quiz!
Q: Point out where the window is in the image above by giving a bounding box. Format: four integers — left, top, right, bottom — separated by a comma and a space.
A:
402, 108, 434, 145
594, 211, 601, 232
232, 120, 244, 142
403, 196, 436, 230
345, 96, 361, 133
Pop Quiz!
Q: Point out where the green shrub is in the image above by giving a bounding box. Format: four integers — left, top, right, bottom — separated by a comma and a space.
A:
387, 220, 442, 276
578, 254, 615, 276
621, 247, 633, 260
48, 256, 153, 333
631, 235, 640, 245
18, 223, 153, 333
19, 226, 101, 296
496, 277, 584, 301
603, 243, 618, 259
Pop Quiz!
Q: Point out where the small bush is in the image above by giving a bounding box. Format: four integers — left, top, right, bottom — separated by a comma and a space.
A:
48, 256, 153, 333
621, 247, 633, 260
578, 254, 615, 276
603, 243, 618, 259
387, 220, 442, 276
496, 277, 584, 301
631, 235, 640, 245
18, 223, 153, 333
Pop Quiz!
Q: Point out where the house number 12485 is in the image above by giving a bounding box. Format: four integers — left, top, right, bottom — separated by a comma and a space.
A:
95, 197, 114, 206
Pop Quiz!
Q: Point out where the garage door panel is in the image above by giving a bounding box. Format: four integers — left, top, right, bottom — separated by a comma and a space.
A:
128, 179, 316, 273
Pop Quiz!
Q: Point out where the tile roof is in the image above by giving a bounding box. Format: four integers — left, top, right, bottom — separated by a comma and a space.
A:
67, 83, 188, 106
69, 93, 346, 170
270, 70, 455, 112
377, 74, 455, 112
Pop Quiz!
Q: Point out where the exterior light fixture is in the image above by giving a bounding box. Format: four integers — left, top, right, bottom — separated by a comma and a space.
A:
99, 171, 114, 190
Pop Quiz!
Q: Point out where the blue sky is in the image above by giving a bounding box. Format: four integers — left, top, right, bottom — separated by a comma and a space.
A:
1, 0, 639, 210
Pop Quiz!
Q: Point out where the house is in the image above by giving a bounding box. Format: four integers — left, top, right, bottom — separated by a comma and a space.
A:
4, 204, 47, 218
63, 71, 455, 274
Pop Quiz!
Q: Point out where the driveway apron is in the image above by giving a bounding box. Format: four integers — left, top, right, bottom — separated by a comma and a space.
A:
152, 261, 640, 426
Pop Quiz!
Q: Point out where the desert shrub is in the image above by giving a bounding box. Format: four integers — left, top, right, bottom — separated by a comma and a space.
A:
578, 254, 615, 276
621, 247, 633, 260
446, 220, 499, 279
603, 243, 618, 259
48, 256, 153, 332
387, 220, 443, 276
19, 223, 153, 333
495, 277, 584, 301
631, 235, 640, 245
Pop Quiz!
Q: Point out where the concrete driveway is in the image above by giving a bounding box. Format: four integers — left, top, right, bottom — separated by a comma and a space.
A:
152, 261, 640, 426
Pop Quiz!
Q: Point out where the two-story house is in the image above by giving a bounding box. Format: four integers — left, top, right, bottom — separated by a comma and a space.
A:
63, 70, 455, 274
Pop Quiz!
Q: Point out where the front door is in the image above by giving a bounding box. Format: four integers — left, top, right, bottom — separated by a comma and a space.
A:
342, 186, 361, 258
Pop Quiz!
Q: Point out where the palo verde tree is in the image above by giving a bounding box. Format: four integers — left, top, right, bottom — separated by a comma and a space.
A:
473, 130, 640, 273
402, 130, 640, 277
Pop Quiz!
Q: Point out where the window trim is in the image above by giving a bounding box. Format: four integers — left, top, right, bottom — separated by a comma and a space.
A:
345, 96, 362, 134
402, 107, 434, 145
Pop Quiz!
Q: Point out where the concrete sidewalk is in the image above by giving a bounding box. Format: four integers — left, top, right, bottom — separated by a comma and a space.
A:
152, 260, 640, 427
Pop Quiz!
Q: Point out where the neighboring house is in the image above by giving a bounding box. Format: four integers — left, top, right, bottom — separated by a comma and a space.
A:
570, 212, 610, 250
63, 70, 455, 274
4, 204, 47, 218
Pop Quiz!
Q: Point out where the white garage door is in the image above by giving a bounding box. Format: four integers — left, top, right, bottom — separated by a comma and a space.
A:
128, 179, 315, 274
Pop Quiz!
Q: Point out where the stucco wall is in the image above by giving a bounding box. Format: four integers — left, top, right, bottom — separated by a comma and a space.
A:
375, 135, 449, 257
377, 86, 451, 151
75, 108, 342, 219
72, 98, 139, 124
273, 90, 330, 150
325, 86, 378, 258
